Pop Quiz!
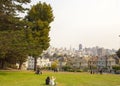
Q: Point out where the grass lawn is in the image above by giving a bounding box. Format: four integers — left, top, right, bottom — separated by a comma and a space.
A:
0, 70, 120, 86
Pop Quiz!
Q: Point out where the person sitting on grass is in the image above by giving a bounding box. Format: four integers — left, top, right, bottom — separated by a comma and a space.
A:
35, 68, 42, 75
45, 76, 50, 85
50, 76, 56, 86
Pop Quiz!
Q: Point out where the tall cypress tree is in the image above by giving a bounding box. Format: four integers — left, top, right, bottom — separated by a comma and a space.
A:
26, 2, 54, 71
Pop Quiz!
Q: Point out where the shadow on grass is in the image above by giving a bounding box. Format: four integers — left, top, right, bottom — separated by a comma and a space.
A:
0, 71, 8, 76
40, 83, 49, 86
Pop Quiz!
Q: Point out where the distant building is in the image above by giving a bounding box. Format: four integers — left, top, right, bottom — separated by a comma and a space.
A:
97, 56, 116, 69
27, 56, 34, 70
27, 56, 51, 70
88, 56, 98, 69
72, 56, 88, 69
79, 44, 82, 51
37, 57, 51, 68
97, 48, 106, 56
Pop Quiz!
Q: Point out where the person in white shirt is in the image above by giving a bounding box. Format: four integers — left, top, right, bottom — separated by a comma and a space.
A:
50, 76, 56, 86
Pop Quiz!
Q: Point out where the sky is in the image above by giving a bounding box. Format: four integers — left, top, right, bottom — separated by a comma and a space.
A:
29, 0, 120, 50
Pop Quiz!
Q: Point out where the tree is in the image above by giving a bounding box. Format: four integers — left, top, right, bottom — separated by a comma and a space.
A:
0, 30, 28, 69
0, 0, 30, 31
0, 31, 12, 68
116, 49, 120, 58
25, 2, 54, 71
0, 0, 31, 69
51, 60, 58, 71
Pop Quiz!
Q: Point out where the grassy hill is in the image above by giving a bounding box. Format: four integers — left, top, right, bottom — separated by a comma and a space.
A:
0, 70, 120, 86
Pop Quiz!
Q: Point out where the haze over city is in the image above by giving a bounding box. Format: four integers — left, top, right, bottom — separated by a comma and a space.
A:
1, 1, 120, 85
28, 0, 120, 50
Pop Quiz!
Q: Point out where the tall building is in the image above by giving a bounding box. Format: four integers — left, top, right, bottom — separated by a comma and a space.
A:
79, 44, 82, 51
97, 48, 106, 56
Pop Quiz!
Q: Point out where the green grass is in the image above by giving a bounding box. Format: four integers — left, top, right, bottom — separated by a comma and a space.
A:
0, 71, 120, 86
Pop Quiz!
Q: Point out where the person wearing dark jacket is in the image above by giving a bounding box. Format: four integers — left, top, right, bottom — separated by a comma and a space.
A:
45, 76, 50, 85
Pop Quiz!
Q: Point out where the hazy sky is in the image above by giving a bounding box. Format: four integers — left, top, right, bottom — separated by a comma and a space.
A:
30, 0, 120, 50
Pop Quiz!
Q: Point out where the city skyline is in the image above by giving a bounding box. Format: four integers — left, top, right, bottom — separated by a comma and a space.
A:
29, 0, 120, 50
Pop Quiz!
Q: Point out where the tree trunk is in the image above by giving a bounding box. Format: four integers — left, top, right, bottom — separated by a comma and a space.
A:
34, 57, 37, 71
18, 62, 23, 70
0, 59, 2, 68
1, 59, 5, 69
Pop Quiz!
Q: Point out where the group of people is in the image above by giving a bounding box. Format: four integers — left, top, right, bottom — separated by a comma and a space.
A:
35, 68, 42, 74
46, 76, 56, 86
90, 68, 103, 74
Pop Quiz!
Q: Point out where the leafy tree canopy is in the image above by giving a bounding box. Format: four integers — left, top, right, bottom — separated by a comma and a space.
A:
116, 49, 120, 58
0, 0, 30, 30
25, 2, 54, 70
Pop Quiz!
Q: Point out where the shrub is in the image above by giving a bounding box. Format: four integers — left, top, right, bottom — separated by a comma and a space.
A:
62, 66, 72, 71
112, 65, 120, 70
